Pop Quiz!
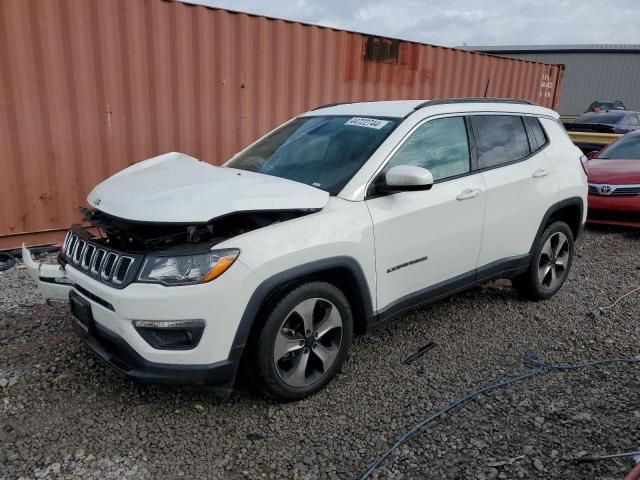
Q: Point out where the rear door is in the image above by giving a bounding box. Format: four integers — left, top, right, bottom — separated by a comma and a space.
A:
473, 114, 558, 268
366, 115, 486, 311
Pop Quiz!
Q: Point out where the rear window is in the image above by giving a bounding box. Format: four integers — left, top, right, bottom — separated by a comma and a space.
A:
471, 115, 531, 169
575, 112, 624, 124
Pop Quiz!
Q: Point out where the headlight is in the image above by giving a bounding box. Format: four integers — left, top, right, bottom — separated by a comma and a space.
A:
138, 248, 240, 285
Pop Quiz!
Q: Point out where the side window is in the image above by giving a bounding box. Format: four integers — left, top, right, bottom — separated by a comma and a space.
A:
523, 116, 548, 151
471, 115, 531, 169
387, 117, 470, 181
628, 115, 640, 126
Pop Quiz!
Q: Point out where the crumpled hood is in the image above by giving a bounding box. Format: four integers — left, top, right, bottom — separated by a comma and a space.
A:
87, 152, 329, 222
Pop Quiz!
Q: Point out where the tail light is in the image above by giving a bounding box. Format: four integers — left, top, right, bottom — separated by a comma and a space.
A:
579, 154, 588, 175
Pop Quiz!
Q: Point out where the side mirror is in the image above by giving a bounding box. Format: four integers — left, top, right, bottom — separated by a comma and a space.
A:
384, 165, 434, 191
586, 150, 600, 160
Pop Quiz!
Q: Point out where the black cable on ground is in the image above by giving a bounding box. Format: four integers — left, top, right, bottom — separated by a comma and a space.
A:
0, 252, 17, 272
358, 344, 640, 480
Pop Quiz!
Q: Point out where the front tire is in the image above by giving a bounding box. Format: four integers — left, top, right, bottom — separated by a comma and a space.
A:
252, 282, 353, 401
513, 221, 574, 300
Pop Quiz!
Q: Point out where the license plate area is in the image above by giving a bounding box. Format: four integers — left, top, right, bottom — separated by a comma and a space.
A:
69, 291, 95, 334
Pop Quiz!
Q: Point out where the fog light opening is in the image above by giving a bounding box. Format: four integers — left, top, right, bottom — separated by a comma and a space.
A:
133, 319, 205, 350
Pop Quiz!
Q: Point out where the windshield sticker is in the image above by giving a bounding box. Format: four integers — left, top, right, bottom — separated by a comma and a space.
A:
345, 117, 390, 129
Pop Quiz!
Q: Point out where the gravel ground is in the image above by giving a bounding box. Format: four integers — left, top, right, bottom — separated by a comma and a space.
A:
1, 228, 639, 480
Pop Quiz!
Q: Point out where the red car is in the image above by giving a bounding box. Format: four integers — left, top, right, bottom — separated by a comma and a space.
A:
587, 130, 640, 227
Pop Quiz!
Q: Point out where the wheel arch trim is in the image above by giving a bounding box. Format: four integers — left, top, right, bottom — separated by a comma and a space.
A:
230, 256, 374, 354
530, 196, 584, 254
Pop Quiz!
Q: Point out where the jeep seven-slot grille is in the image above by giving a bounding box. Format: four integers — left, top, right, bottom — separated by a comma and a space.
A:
61, 230, 141, 288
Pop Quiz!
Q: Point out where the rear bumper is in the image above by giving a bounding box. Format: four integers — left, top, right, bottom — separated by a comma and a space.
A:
77, 321, 240, 387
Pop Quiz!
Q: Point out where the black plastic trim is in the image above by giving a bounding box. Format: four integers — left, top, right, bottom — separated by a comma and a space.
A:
311, 102, 353, 111
134, 320, 206, 350
73, 284, 115, 311
231, 257, 374, 349
414, 98, 537, 110
523, 116, 550, 153
464, 116, 479, 171
588, 209, 640, 224
372, 270, 476, 327
530, 196, 585, 249
371, 253, 531, 328
476, 254, 530, 282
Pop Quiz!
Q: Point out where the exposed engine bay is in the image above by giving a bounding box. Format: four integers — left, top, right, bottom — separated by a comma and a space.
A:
80, 207, 317, 252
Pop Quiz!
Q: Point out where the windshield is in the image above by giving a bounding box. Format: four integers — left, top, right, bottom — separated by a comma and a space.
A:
575, 112, 624, 125
598, 134, 640, 160
227, 115, 398, 194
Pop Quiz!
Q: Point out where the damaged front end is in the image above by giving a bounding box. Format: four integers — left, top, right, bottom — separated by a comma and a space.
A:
25, 206, 317, 298
24, 151, 327, 299
78, 207, 313, 252
22, 244, 74, 302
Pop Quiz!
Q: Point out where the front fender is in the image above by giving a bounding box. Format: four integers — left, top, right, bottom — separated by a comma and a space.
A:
230, 256, 374, 350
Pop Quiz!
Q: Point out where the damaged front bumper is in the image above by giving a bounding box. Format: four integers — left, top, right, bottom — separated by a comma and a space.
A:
22, 244, 74, 302
22, 243, 254, 390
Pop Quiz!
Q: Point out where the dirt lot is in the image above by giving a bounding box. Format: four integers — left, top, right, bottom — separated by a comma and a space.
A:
1, 227, 639, 480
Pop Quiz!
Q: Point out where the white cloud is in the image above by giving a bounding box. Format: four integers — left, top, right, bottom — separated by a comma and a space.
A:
444, 9, 485, 22
185, 0, 640, 47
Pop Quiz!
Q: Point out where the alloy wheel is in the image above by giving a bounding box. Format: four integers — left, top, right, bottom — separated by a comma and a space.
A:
273, 298, 343, 387
537, 231, 570, 289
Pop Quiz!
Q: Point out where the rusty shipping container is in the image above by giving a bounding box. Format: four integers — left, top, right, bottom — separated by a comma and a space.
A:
0, 0, 564, 250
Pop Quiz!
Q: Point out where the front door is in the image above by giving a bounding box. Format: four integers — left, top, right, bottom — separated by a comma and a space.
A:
366, 116, 486, 312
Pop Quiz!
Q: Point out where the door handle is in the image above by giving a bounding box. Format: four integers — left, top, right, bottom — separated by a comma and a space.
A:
456, 188, 481, 201
532, 168, 553, 178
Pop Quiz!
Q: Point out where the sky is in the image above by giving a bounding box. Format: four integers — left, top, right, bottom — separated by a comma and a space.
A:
183, 0, 640, 47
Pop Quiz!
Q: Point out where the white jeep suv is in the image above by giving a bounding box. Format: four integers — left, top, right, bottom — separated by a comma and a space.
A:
24, 98, 587, 401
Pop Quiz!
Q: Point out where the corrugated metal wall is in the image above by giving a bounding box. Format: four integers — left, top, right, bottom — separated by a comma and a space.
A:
481, 51, 640, 115
0, 0, 564, 250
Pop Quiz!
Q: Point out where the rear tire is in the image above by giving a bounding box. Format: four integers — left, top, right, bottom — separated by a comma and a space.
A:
252, 282, 353, 401
513, 221, 574, 300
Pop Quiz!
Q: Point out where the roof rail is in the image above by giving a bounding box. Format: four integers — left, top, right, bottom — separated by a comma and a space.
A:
413, 97, 537, 110
312, 102, 354, 111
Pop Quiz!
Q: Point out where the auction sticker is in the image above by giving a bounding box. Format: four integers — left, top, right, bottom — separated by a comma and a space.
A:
345, 117, 390, 129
